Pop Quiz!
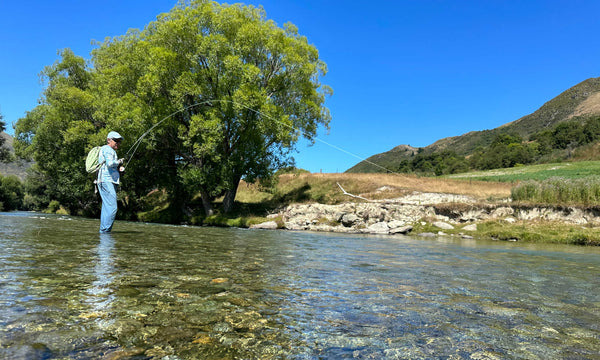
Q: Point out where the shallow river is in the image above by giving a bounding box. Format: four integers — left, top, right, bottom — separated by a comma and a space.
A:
0, 212, 599, 359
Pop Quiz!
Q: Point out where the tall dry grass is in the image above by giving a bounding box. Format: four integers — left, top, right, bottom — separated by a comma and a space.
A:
237, 172, 512, 205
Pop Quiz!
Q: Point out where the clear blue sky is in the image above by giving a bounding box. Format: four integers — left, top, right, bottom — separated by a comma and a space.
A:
1, 1, 599, 173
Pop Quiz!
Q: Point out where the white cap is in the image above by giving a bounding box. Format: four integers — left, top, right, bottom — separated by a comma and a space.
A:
107, 131, 123, 140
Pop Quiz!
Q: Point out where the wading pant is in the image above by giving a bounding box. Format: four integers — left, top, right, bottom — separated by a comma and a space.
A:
98, 181, 118, 233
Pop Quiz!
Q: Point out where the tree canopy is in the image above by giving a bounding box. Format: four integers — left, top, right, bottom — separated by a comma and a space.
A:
14, 0, 331, 218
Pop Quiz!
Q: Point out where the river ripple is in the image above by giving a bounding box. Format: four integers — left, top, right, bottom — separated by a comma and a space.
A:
0, 212, 599, 359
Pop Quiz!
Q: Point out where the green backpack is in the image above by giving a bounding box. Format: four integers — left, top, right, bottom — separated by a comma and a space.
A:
85, 146, 104, 173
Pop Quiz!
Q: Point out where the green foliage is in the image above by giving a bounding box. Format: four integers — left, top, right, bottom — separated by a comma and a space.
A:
0, 174, 24, 210
477, 220, 600, 246
469, 133, 539, 170
511, 176, 600, 205
13, 49, 97, 215
0, 112, 12, 162
21, 166, 52, 211
45, 200, 61, 214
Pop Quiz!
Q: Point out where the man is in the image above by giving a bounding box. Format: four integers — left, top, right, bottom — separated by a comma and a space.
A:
98, 131, 125, 233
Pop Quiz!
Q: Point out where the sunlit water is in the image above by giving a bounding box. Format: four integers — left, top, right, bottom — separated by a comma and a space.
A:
0, 212, 599, 359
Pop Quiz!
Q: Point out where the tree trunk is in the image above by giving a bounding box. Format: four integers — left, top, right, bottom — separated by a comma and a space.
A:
200, 190, 214, 216
222, 175, 241, 213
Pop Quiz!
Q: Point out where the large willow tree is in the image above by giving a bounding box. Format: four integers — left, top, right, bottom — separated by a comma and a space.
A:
15, 0, 331, 217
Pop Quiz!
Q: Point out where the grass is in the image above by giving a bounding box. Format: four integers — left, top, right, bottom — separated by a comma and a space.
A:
444, 161, 600, 182
410, 219, 600, 246
236, 172, 512, 205
477, 220, 600, 246
511, 176, 600, 205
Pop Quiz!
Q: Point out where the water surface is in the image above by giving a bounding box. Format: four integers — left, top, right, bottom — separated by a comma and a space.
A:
0, 212, 599, 359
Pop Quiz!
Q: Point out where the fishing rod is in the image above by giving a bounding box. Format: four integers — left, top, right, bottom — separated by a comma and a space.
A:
121, 99, 394, 173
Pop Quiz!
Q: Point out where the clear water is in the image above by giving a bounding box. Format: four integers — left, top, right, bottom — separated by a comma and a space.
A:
0, 212, 599, 359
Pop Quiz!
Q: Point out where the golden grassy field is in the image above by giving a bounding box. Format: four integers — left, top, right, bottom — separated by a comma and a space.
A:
235, 172, 513, 205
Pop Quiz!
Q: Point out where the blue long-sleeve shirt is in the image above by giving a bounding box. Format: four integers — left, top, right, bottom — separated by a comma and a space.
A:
97, 145, 120, 184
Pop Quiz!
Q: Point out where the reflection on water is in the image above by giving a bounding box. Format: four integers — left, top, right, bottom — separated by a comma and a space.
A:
85, 233, 115, 330
0, 212, 599, 359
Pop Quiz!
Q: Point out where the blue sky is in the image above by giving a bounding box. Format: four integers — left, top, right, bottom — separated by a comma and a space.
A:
1, 1, 599, 173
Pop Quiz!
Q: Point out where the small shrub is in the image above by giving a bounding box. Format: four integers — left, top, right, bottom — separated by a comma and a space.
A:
46, 200, 61, 214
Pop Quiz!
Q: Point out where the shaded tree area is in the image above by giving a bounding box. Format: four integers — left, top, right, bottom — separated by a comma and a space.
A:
395, 150, 469, 176
0, 112, 13, 162
0, 112, 24, 211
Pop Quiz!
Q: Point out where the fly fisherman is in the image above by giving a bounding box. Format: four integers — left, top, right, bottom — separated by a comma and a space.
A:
98, 131, 125, 233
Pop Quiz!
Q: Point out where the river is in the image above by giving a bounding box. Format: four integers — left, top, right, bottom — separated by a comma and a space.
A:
0, 212, 599, 359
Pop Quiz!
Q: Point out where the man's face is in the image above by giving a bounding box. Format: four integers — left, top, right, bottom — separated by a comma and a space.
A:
108, 138, 122, 150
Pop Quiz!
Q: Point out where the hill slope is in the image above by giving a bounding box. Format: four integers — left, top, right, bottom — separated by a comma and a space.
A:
347, 77, 600, 173
0, 133, 32, 180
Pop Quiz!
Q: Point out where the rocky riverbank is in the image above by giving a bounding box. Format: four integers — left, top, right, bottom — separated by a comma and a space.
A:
250, 191, 600, 239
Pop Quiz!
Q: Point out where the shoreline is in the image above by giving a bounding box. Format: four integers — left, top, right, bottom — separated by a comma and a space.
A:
249, 191, 600, 246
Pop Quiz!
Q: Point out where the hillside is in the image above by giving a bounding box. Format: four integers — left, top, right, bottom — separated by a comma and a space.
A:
347, 77, 600, 173
0, 132, 31, 180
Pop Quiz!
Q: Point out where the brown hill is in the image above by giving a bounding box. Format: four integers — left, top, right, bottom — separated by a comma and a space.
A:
347, 77, 600, 173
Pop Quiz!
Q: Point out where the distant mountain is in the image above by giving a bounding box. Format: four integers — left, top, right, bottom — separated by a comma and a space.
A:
0, 133, 32, 180
347, 77, 600, 173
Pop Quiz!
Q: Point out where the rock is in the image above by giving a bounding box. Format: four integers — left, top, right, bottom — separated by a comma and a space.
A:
340, 213, 360, 227
491, 207, 514, 218
390, 225, 413, 234
250, 221, 278, 230
433, 221, 454, 230
462, 224, 477, 231
283, 222, 307, 231
211, 278, 228, 284
387, 220, 404, 228
460, 209, 487, 222
366, 222, 389, 234
418, 232, 437, 237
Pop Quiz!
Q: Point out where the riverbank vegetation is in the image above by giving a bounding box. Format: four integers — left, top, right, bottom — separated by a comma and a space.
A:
411, 219, 600, 246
